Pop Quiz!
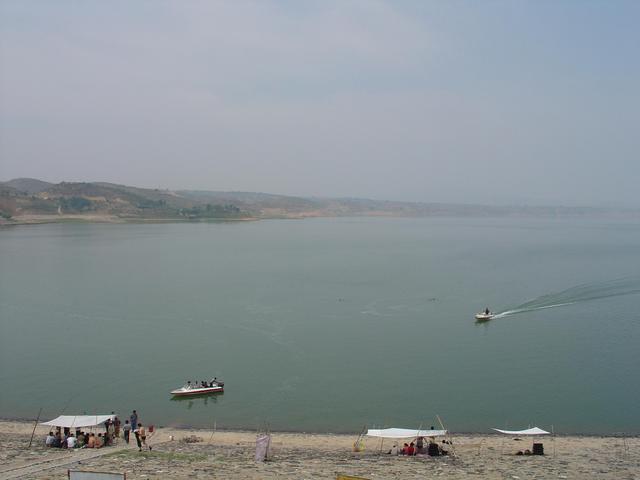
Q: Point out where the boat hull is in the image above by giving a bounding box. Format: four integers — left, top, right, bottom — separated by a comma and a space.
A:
475, 313, 494, 321
170, 386, 224, 396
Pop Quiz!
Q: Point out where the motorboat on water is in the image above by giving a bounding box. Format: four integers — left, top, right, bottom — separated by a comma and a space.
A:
171, 380, 224, 397
475, 310, 494, 321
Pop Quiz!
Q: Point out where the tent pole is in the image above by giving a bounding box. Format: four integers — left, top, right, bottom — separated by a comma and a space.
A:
437, 415, 456, 458
208, 418, 217, 443
28, 408, 43, 448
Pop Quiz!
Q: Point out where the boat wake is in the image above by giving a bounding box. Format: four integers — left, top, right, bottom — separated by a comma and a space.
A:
491, 277, 640, 319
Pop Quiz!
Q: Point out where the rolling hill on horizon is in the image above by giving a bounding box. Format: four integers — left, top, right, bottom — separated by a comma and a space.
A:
1, 178, 638, 224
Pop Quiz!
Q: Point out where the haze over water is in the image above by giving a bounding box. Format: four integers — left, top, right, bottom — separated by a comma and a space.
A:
1, 217, 639, 434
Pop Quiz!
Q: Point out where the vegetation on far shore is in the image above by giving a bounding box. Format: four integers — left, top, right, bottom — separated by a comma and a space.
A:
1, 177, 639, 225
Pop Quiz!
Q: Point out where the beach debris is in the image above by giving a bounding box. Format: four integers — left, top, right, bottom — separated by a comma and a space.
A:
180, 435, 203, 444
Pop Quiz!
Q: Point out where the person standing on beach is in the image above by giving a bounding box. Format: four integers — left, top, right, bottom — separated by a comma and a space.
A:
133, 423, 143, 451
130, 410, 138, 430
138, 423, 147, 450
112, 412, 121, 437
123, 420, 131, 444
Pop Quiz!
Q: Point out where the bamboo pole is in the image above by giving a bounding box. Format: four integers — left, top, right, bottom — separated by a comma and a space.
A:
436, 415, 456, 457
208, 419, 217, 442
28, 408, 43, 448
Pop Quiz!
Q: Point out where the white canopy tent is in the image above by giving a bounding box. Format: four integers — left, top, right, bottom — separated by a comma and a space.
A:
492, 427, 550, 436
493, 427, 554, 456
366, 428, 448, 439
42, 415, 116, 429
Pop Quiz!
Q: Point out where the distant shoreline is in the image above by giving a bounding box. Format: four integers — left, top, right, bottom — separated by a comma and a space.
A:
2, 211, 639, 228
2, 178, 639, 226
0, 214, 261, 227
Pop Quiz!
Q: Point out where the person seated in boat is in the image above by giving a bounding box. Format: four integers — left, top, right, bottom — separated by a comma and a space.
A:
210, 377, 217, 386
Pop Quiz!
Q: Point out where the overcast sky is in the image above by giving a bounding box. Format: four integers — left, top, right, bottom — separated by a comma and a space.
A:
1, 1, 638, 206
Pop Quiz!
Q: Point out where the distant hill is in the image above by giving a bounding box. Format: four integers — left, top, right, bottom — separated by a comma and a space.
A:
0, 180, 248, 222
2, 178, 53, 194
1, 178, 638, 224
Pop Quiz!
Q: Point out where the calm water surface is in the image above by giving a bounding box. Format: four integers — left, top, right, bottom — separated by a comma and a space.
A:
1, 217, 639, 433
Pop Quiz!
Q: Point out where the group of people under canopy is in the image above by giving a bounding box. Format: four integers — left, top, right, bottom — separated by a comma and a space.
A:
41, 412, 153, 451
366, 427, 451, 457
366, 426, 551, 457
42, 415, 119, 449
185, 377, 222, 389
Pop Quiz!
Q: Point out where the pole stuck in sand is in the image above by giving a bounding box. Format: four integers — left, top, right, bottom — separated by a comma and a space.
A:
28, 408, 43, 448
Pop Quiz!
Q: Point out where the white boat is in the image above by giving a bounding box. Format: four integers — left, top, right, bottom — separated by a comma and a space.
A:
475, 312, 494, 321
171, 382, 224, 396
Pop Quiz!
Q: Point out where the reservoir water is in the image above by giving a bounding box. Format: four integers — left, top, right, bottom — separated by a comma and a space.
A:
1, 217, 639, 433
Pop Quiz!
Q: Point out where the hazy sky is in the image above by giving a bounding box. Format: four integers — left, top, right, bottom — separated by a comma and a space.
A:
1, 1, 638, 206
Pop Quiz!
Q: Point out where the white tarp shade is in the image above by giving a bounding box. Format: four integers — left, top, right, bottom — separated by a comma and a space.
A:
366, 428, 447, 439
492, 427, 550, 436
42, 415, 116, 428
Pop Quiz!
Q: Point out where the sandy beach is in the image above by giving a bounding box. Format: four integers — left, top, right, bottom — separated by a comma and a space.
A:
0, 420, 637, 479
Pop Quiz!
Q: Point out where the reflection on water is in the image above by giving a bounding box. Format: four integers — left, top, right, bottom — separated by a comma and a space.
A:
170, 393, 222, 410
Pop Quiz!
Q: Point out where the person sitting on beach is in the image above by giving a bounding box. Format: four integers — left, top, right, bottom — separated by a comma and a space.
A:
407, 442, 416, 456
387, 443, 399, 455
66, 433, 77, 449
416, 436, 425, 454
45, 431, 55, 447
77, 432, 85, 447
95, 433, 103, 449
87, 433, 96, 448
401, 443, 409, 455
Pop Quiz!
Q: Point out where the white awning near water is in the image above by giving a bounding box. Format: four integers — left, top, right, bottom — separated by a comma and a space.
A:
492, 427, 550, 436
42, 415, 116, 428
366, 428, 447, 439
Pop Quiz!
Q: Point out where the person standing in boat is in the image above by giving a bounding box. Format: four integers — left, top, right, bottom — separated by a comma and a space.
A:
485, 307, 490, 315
